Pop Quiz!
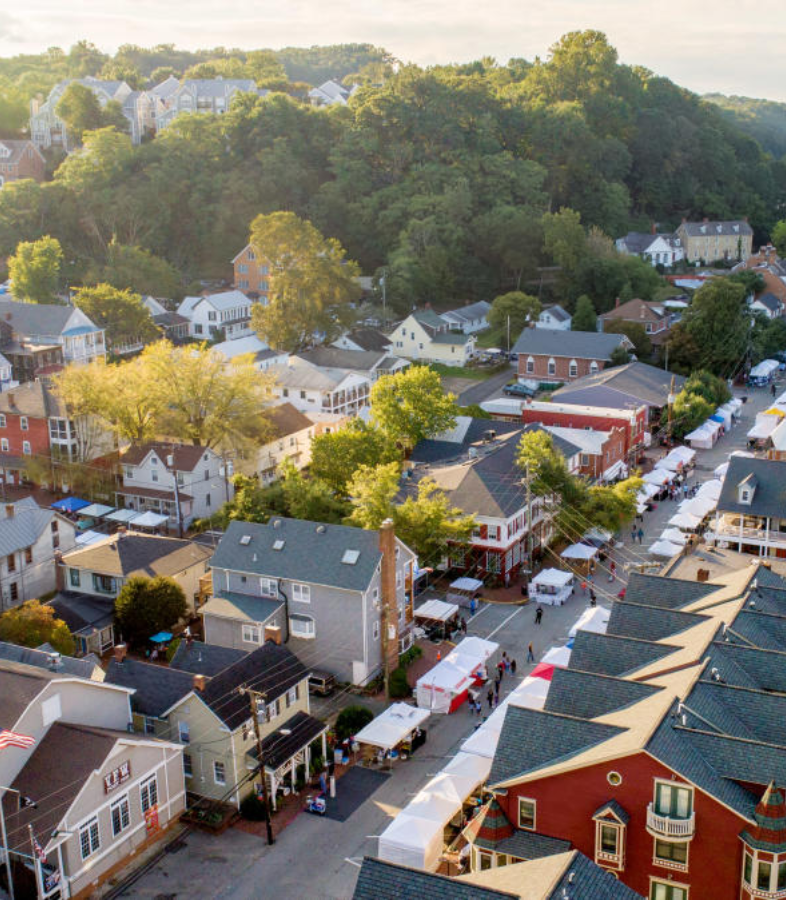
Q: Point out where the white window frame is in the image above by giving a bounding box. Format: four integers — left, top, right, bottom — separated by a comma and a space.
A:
183, 753, 193, 778
213, 760, 226, 785
292, 582, 311, 603
653, 779, 693, 819
649, 877, 689, 900
242, 624, 261, 644
518, 797, 536, 830
547, 358, 556, 376
568, 360, 578, 378
22, 441, 31, 455
178, 721, 190, 744
110, 794, 130, 837
0, 438, 7, 452
653, 836, 689, 871
526, 356, 534, 374
78, 815, 100, 860
259, 577, 278, 597
19, 416, 28, 431
287, 685, 299, 706
290, 614, 315, 639
373, 620, 380, 641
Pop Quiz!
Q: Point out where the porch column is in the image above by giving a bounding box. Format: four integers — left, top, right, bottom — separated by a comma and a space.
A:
305, 745, 310, 780
270, 773, 277, 811
765, 517, 771, 556
321, 732, 327, 760
291, 758, 297, 792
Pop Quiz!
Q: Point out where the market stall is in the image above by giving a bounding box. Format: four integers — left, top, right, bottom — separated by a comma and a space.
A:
354, 703, 430, 764
679, 496, 716, 519
51, 496, 91, 514
415, 636, 498, 713
541, 644, 572, 666
696, 480, 723, 501
560, 543, 598, 562
660, 528, 688, 546
747, 414, 779, 443
414, 599, 460, 640
568, 605, 610, 637
649, 539, 683, 558
77, 503, 115, 530
749, 359, 779, 386
129, 511, 170, 531
528, 568, 573, 605
668, 511, 702, 531
378, 813, 446, 871
685, 420, 722, 449
446, 577, 484, 609
643, 469, 674, 486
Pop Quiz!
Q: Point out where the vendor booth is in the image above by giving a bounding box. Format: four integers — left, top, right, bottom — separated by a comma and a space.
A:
416, 636, 498, 713
354, 703, 430, 765
680, 496, 716, 519
129, 510, 169, 531
696, 479, 723, 501
643, 469, 673, 486
649, 539, 683, 558
582, 527, 613, 547
528, 568, 573, 605
747, 414, 779, 443
378, 813, 446, 871
749, 359, 779, 386
414, 599, 459, 640
568, 605, 610, 637
446, 577, 484, 609
560, 543, 598, 562
668, 511, 702, 531
541, 644, 572, 667
656, 446, 696, 472
685, 420, 721, 449
660, 528, 688, 546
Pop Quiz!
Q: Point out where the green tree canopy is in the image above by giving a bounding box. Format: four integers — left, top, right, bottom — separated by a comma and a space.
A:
603, 319, 651, 359
309, 420, 401, 495
55, 82, 105, 142
370, 366, 458, 450
571, 294, 597, 332
772, 221, 786, 257
487, 291, 541, 346
87, 242, 184, 299
73, 284, 159, 350
682, 279, 749, 375
672, 389, 715, 439
8, 236, 63, 303
115, 576, 187, 647
0, 600, 75, 655
516, 429, 580, 501
683, 370, 731, 407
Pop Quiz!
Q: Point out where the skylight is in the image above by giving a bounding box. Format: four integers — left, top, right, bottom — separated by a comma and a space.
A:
239, 535, 251, 546
272, 539, 285, 551
342, 549, 360, 565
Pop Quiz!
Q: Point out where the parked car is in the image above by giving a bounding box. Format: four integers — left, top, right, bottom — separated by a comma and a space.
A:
503, 382, 536, 398
308, 670, 336, 696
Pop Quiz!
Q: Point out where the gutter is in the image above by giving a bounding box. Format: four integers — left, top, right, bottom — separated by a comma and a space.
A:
277, 582, 290, 643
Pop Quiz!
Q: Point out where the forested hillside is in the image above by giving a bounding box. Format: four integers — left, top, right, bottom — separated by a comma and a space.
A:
0, 32, 784, 313
705, 93, 786, 161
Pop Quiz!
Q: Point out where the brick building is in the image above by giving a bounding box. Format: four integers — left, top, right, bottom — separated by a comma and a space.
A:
0, 139, 45, 187
232, 242, 270, 302
512, 328, 632, 382
543, 425, 628, 481
0, 383, 56, 486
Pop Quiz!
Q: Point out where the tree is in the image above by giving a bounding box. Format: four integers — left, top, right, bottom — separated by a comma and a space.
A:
115, 576, 187, 647
682, 279, 749, 375
309, 420, 400, 495
683, 370, 731, 407
73, 284, 159, 350
279, 461, 349, 524
773, 220, 786, 257
8, 236, 63, 303
752, 315, 786, 363
542, 208, 587, 275
568, 476, 641, 533
92, 243, 183, 299
370, 367, 458, 450
335, 705, 374, 741
571, 295, 597, 332
608, 344, 632, 368
249, 211, 361, 351
603, 319, 652, 359
487, 291, 541, 345
55, 83, 105, 143
346, 462, 401, 530
0, 600, 75, 655
516, 429, 580, 501
672, 390, 714, 439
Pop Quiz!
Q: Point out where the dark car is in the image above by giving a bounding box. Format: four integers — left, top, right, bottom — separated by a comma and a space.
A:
308, 670, 336, 696
503, 382, 536, 398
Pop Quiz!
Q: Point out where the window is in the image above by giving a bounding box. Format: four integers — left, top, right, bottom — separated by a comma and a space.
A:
259, 578, 278, 597
178, 721, 190, 743
9, 582, 18, 602
140, 775, 158, 813
93, 573, 115, 594
654, 839, 688, 867
208, 311, 217, 321
590, 361, 599, 374
758, 861, 773, 891
547, 358, 556, 376
478, 850, 493, 871
290, 614, 315, 639
24, 547, 32, 565
69, 568, 80, 587
110, 795, 130, 836
0, 439, 7, 452
143, 716, 156, 735
6, 553, 15, 573
600, 825, 620, 855
19, 416, 28, 431
744, 852, 753, 885
79, 816, 100, 860
206, 493, 211, 507
287, 685, 299, 706
213, 761, 226, 785
292, 583, 310, 603
183, 753, 193, 778
0, 414, 5, 427
151, 470, 159, 483
373, 620, 380, 641
518, 798, 536, 830
238, 263, 248, 274
650, 882, 687, 900
569, 360, 578, 378
242, 624, 261, 644
22, 441, 31, 456
654, 783, 692, 819
265, 697, 280, 722
580, 454, 590, 466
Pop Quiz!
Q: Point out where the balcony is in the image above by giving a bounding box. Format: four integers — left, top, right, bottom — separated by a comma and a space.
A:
646, 804, 695, 840
708, 518, 786, 551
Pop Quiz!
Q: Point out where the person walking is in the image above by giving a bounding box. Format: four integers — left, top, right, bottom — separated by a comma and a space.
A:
487, 687, 494, 709
630, 525, 637, 544
527, 642, 535, 663
608, 561, 616, 582
535, 606, 543, 625
510, 658, 517, 674
637, 527, 644, 544
460, 616, 467, 635
772, 382, 777, 398
589, 588, 597, 607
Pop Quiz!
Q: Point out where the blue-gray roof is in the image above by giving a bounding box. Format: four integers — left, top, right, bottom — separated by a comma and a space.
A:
568, 631, 679, 677
200, 592, 283, 625
553, 361, 684, 408
169, 640, 247, 677
0, 642, 101, 681
717, 457, 786, 520
681, 681, 786, 746
702, 641, 786, 693
475, 828, 572, 859
0, 498, 65, 558
489, 706, 624, 786
549, 850, 643, 899
353, 858, 516, 900
544, 668, 659, 719
727, 611, 786, 653
410, 418, 523, 465
511, 328, 628, 360
754, 293, 782, 312
623, 572, 717, 609
593, 800, 630, 825
210, 519, 387, 592
606, 601, 706, 642
105, 658, 193, 718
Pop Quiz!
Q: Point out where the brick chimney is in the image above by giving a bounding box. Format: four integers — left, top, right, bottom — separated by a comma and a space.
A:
54, 552, 65, 591
193, 674, 207, 692
264, 624, 282, 645
5, 503, 14, 518
113, 644, 127, 664
615, 297, 621, 308
696, 568, 710, 583
379, 518, 399, 697
651, 222, 657, 235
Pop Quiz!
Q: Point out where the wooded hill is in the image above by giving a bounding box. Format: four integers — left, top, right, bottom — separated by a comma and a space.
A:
705, 93, 786, 161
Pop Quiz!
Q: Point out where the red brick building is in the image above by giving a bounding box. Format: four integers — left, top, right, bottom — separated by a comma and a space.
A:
0, 139, 46, 187
512, 327, 632, 382
543, 425, 628, 481
466, 564, 786, 900
0, 381, 70, 487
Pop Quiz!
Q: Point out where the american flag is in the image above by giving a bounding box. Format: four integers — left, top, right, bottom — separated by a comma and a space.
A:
30, 829, 47, 864
0, 730, 35, 750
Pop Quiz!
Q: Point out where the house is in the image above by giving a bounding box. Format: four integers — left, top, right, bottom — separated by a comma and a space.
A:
268, 356, 372, 417
48, 591, 118, 657
390, 309, 476, 364
354, 853, 643, 899
466, 562, 786, 900
294, 346, 408, 381
551, 362, 685, 425
203, 517, 416, 685
598, 298, 672, 344
105, 639, 326, 809
706, 456, 786, 557
177, 290, 256, 341
332, 328, 392, 353
0, 497, 76, 609
0, 346, 14, 393
512, 329, 632, 382
0, 299, 106, 364
29, 77, 136, 151
440, 301, 492, 335
156, 79, 265, 130
232, 243, 271, 300
675, 219, 754, 263
542, 425, 628, 482
750, 292, 783, 320
735, 246, 786, 306
308, 79, 357, 106
59, 531, 213, 619
536, 305, 572, 331
212, 334, 288, 372
407, 418, 581, 579
241, 402, 316, 484
141, 297, 190, 341
117, 442, 233, 529
0, 639, 104, 680
0, 317, 64, 383
0, 657, 184, 900
616, 231, 684, 267
0, 139, 46, 187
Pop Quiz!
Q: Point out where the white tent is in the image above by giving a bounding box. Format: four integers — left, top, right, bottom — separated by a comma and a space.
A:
713, 407, 732, 429
649, 539, 683, 558
582, 526, 613, 545
75, 529, 108, 546
541, 645, 572, 667
750, 359, 780, 380
568, 605, 611, 637
747, 416, 779, 441
448, 577, 483, 592
669, 445, 696, 464
451, 635, 498, 662
680, 496, 716, 518
685, 421, 721, 449
415, 599, 459, 622
696, 480, 723, 500
714, 461, 729, 479
461, 718, 503, 759
129, 511, 169, 528
446, 577, 484, 607
407, 790, 461, 825
668, 511, 702, 530
560, 543, 598, 561
639, 483, 660, 500
643, 469, 672, 486
656, 446, 695, 471
378, 813, 446, 871
354, 703, 430, 751
726, 397, 743, 414
660, 528, 688, 546
416, 636, 498, 713
528, 568, 573, 605
421, 771, 477, 807
508, 676, 550, 709
442, 751, 492, 787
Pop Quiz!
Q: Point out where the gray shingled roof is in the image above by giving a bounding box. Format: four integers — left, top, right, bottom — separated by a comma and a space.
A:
48, 592, 115, 636
754, 293, 782, 312
0, 499, 65, 557
682, 681, 786, 746
593, 800, 630, 825
61, 532, 212, 579
544, 668, 659, 719
568, 631, 680, 677
541, 304, 571, 322
552, 362, 685, 409
105, 658, 194, 717
476, 828, 572, 859
716, 457, 786, 519
339, 328, 391, 352
209, 519, 387, 593
200, 592, 282, 625
295, 347, 387, 372
412, 308, 449, 332
489, 706, 624, 786
0, 666, 50, 726
727, 611, 786, 653
410, 418, 523, 465
606, 601, 706, 642
0, 300, 94, 336
622, 572, 717, 609
442, 301, 491, 323
703, 641, 786, 693
512, 328, 628, 360
0, 641, 101, 681
170, 640, 247, 677
353, 857, 516, 900
679, 219, 753, 236
549, 850, 643, 899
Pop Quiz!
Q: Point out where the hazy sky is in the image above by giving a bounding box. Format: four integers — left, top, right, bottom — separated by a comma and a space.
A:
1, 0, 785, 101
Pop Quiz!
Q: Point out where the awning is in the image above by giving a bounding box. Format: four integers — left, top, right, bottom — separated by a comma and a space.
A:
378, 813, 445, 871
560, 543, 598, 561
602, 460, 627, 481
78, 503, 115, 518
52, 497, 90, 513
129, 511, 169, 528
354, 703, 430, 751
448, 577, 484, 593
660, 528, 688, 546
747, 418, 778, 440
415, 599, 459, 623
530, 568, 573, 588
105, 509, 140, 523
246, 712, 327, 771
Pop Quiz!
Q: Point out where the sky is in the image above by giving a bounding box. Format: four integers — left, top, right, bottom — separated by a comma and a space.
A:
1, 0, 785, 101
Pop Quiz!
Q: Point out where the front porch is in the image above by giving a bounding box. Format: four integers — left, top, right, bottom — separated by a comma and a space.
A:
708, 512, 786, 557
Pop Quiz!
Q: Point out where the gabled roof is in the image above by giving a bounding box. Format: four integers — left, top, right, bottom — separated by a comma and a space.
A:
48, 592, 115, 636
544, 668, 660, 720
623, 571, 718, 609
0, 665, 50, 725
266, 402, 314, 439
702, 641, 786, 693
178, 289, 250, 316
511, 328, 629, 360
441, 301, 491, 323
0, 300, 99, 337
552, 361, 684, 409
599, 298, 668, 322
726, 610, 786, 653
409, 417, 523, 465
489, 706, 624, 786
169, 640, 247, 677
295, 346, 388, 372
753, 292, 782, 312
0, 498, 69, 557
605, 601, 706, 642
354, 857, 516, 900
105, 657, 194, 717
540, 304, 571, 322
0, 641, 102, 681
680, 680, 786, 746
718, 457, 786, 519
568, 630, 680, 677
618, 231, 659, 254
209, 518, 396, 593
120, 441, 213, 471
432, 331, 472, 345
679, 219, 753, 236
200, 592, 283, 625
411, 308, 449, 332
0, 380, 64, 418
337, 328, 391, 352
593, 799, 630, 825
0, 139, 44, 165
268, 361, 354, 391
60, 533, 212, 579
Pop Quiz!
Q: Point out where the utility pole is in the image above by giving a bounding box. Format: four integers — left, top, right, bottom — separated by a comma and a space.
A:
167, 453, 183, 538
507, 315, 511, 356
238, 686, 275, 845
667, 375, 676, 444
524, 463, 533, 582
380, 269, 387, 329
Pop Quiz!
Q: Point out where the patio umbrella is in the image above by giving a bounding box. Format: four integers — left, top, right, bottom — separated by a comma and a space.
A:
149, 632, 173, 644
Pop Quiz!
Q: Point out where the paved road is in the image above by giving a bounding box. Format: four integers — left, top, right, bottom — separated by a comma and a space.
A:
457, 366, 514, 406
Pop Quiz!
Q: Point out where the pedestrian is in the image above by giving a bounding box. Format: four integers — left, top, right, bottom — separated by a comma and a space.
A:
460, 616, 467, 635
527, 642, 535, 663
535, 606, 543, 625
503, 652, 510, 672
630, 525, 637, 543
581, 579, 587, 595
470, 597, 477, 616
683, 482, 689, 498
487, 688, 494, 709
494, 682, 500, 702
510, 657, 517, 674
608, 561, 616, 583
772, 382, 777, 398
637, 527, 644, 544
589, 588, 597, 606
497, 659, 505, 679
476, 699, 482, 716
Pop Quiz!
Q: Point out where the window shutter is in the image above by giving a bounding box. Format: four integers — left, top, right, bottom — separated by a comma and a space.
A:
480, 525, 488, 540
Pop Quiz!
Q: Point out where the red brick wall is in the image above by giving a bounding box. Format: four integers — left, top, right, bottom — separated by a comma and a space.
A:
3, 144, 45, 184
518, 354, 607, 381
520, 408, 645, 456
498, 752, 748, 900
0, 413, 50, 459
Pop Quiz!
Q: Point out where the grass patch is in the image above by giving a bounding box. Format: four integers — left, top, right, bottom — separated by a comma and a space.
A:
426, 361, 508, 381
474, 328, 506, 349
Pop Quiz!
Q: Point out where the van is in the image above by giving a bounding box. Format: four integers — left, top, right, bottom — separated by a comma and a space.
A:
308, 670, 336, 697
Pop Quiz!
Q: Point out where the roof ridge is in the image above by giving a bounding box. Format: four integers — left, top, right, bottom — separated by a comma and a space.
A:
675, 723, 786, 752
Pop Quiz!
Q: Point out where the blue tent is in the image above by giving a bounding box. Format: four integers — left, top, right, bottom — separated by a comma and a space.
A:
709, 414, 724, 424
52, 497, 91, 513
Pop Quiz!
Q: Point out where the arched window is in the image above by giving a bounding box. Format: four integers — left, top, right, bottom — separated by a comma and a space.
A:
590, 361, 600, 374
569, 359, 578, 378
547, 358, 556, 376
526, 356, 535, 374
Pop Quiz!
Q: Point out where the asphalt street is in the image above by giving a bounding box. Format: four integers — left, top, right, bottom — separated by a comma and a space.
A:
457, 366, 514, 406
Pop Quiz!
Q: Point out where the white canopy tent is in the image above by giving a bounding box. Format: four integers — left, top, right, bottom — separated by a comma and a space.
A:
528, 568, 573, 605
421, 771, 478, 808
129, 511, 169, 529
541, 644, 572, 666
649, 539, 683, 558
668, 511, 702, 530
560, 543, 598, 561
354, 703, 430, 751
643, 469, 673, 486
415, 599, 459, 623
712, 407, 732, 429
378, 813, 446, 871
749, 359, 780, 380
508, 676, 551, 709
685, 420, 721, 449
442, 751, 492, 787
446, 577, 484, 607
416, 636, 498, 713
670, 445, 697, 464
747, 416, 779, 441
406, 790, 461, 825
75, 529, 108, 546
660, 528, 688, 546
582, 527, 613, 545
696, 480, 723, 500
656, 446, 695, 471
568, 605, 611, 637
679, 496, 716, 518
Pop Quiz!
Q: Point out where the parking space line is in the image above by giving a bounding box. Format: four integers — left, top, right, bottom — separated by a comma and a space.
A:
484, 606, 523, 640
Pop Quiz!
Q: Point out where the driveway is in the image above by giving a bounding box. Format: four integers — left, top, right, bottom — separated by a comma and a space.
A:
457, 367, 514, 406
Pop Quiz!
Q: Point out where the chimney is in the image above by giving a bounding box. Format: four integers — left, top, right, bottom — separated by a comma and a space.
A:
379, 518, 399, 697
193, 674, 207, 692
113, 643, 127, 664
6, 392, 14, 408
651, 222, 657, 235
5, 503, 13, 518
55, 553, 65, 592
615, 297, 620, 308
696, 568, 710, 583
264, 624, 282, 645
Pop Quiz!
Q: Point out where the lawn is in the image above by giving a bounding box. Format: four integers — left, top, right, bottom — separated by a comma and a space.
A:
426, 361, 508, 381
474, 328, 506, 349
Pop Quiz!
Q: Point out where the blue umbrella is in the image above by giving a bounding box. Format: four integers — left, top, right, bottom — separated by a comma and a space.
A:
149, 632, 173, 644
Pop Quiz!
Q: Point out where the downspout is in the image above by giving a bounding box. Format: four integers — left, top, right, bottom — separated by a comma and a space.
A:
277, 582, 290, 643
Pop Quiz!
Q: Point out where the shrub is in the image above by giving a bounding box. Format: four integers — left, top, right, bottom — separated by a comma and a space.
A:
240, 793, 269, 821
335, 705, 374, 741
388, 667, 411, 699
166, 637, 181, 663
399, 645, 423, 668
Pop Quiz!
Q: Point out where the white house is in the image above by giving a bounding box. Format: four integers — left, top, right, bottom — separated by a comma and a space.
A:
237, 402, 317, 484
294, 347, 408, 381
440, 301, 491, 334
750, 293, 783, 320
0, 498, 77, 609
390, 309, 475, 364
267, 357, 371, 417
211, 334, 289, 372
331, 328, 391, 353
0, 300, 106, 364
0, 351, 17, 392
116, 442, 233, 530
307, 80, 357, 106
615, 231, 684, 267
177, 290, 256, 341
537, 305, 572, 331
